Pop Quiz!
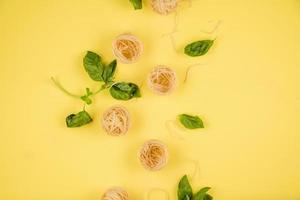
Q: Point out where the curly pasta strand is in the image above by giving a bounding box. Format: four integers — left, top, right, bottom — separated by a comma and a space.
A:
102, 106, 130, 136
102, 187, 129, 200
139, 140, 169, 171
112, 34, 143, 64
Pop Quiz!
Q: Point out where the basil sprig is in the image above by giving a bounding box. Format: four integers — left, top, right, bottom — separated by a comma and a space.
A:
110, 82, 141, 100
184, 40, 214, 57
178, 175, 213, 200
66, 110, 92, 128
52, 50, 141, 128
129, 0, 142, 10
178, 114, 204, 129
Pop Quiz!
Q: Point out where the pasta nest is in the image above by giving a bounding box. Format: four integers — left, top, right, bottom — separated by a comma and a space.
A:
102, 187, 129, 200
147, 66, 177, 95
139, 139, 169, 171
150, 0, 178, 15
112, 34, 143, 64
102, 106, 130, 136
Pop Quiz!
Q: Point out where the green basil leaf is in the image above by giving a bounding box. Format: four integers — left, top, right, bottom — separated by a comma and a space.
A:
178, 114, 204, 129
192, 187, 212, 200
109, 82, 141, 100
203, 194, 213, 200
83, 51, 104, 81
102, 59, 117, 84
129, 0, 142, 10
184, 40, 214, 57
178, 175, 193, 200
66, 110, 92, 128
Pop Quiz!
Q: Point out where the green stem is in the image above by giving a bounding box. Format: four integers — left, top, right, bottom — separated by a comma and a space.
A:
51, 77, 81, 99
92, 82, 113, 96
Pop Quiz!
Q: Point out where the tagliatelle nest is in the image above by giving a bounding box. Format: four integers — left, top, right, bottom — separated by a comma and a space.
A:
151, 0, 178, 15
147, 66, 177, 95
102, 187, 129, 200
102, 106, 130, 136
112, 34, 143, 64
139, 139, 169, 171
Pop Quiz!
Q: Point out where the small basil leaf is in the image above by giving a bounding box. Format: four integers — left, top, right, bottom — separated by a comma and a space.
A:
102, 59, 117, 83
178, 114, 204, 129
129, 0, 142, 10
184, 40, 214, 57
80, 88, 93, 105
109, 82, 141, 100
192, 187, 212, 200
66, 110, 92, 128
80, 95, 92, 105
178, 175, 193, 200
83, 51, 104, 81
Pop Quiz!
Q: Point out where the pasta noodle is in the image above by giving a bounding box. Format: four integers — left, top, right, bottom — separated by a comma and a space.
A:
139, 139, 169, 171
102, 187, 129, 200
151, 0, 178, 15
147, 66, 177, 95
112, 34, 143, 64
102, 106, 130, 136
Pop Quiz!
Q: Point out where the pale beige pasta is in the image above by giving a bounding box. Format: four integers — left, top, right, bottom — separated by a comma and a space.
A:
112, 34, 143, 64
150, 0, 178, 15
102, 187, 129, 200
139, 139, 168, 171
102, 106, 130, 136
147, 66, 177, 95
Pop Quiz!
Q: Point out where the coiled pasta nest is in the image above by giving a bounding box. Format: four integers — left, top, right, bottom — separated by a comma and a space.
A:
112, 34, 143, 64
139, 139, 169, 171
150, 0, 178, 15
147, 66, 177, 95
102, 187, 129, 200
102, 106, 130, 136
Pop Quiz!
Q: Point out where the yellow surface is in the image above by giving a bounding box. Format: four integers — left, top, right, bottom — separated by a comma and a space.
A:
0, 0, 300, 199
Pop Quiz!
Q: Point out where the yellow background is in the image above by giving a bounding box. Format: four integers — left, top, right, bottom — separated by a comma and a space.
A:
0, 0, 300, 199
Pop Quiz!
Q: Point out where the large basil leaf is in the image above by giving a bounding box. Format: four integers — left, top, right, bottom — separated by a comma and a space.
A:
192, 187, 212, 200
83, 51, 104, 81
109, 82, 141, 100
184, 40, 214, 57
66, 110, 92, 128
102, 59, 117, 84
178, 175, 193, 200
129, 0, 142, 10
178, 114, 204, 129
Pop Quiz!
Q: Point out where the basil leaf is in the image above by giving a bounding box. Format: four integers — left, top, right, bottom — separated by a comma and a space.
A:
129, 0, 142, 10
80, 88, 93, 105
102, 59, 117, 84
192, 187, 212, 200
178, 114, 204, 129
178, 175, 193, 200
109, 82, 141, 100
83, 51, 104, 81
203, 194, 213, 200
184, 40, 214, 57
66, 110, 93, 128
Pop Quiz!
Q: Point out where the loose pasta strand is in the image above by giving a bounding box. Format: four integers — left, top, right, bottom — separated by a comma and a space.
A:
165, 120, 185, 140
183, 63, 207, 83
